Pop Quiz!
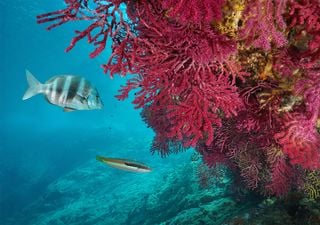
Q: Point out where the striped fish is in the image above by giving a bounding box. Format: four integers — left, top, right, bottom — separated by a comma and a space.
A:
22, 70, 103, 112
96, 155, 152, 173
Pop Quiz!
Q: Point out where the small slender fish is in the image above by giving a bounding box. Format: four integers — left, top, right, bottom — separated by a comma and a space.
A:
22, 70, 103, 112
96, 156, 152, 173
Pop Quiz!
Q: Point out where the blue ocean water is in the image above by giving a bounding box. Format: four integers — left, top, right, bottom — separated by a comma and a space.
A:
1, 1, 201, 224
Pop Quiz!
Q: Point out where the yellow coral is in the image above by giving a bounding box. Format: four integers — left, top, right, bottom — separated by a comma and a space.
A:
258, 55, 274, 80
214, 0, 246, 38
304, 171, 320, 200
317, 119, 320, 133
266, 146, 284, 164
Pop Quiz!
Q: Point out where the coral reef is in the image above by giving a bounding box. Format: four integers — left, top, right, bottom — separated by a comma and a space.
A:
38, 0, 320, 197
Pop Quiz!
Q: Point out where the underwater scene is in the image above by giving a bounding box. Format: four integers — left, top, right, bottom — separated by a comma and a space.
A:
2, 0, 320, 225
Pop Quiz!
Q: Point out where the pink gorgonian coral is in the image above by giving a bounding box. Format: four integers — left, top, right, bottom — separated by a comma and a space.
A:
141, 106, 187, 157
274, 113, 320, 170
113, 2, 246, 147
239, 0, 288, 50
288, 0, 320, 67
265, 147, 294, 196
295, 69, 320, 120
37, 0, 131, 60
162, 0, 225, 25
272, 49, 300, 77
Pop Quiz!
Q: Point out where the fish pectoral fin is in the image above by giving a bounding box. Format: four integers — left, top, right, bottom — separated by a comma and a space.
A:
63, 107, 76, 112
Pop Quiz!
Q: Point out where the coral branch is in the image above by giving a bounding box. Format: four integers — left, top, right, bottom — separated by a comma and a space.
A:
239, 0, 288, 50
275, 113, 320, 170
265, 147, 293, 196
162, 0, 225, 25
295, 69, 320, 120
37, 1, 129, 60
288, 0, 320, 67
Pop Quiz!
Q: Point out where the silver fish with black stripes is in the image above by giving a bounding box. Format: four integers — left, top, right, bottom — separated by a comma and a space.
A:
22, 70, 103, 112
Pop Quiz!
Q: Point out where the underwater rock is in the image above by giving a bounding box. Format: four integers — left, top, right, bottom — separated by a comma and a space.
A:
8, 157, 245, 225
10, 153, 319, 225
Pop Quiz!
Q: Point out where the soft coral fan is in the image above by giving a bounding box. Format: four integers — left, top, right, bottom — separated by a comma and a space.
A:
272, 49, 300, 77
38, 0, 320, 197
37, 0, 130, 59
114, 2, 247, 147
141, 106, 186, 157
239, 0, 288, 50
275, 113, 320, 170
197, 108, 302, 195
162, 0, 225, 25
265, 147, 295, 196
295, 69, 320, 119
288, 0, 320, 67
162, 62, 244, 147
282, 61, 320, 171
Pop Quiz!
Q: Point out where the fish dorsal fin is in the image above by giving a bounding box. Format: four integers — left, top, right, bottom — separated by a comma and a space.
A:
63, 107, 76, 112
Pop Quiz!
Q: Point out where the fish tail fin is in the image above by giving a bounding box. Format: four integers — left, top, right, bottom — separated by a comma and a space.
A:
22, 70, 43, 100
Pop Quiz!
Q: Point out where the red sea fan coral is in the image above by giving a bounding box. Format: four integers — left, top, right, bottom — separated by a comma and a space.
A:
200, 148, 231, 169
295, 69, 320, 119
288, 0, 320, 67
162, 0, 225, 25
272, 49, 300, 77
274, 113, 320, 170
106, 1, 238, 76
265, 147, 294, 196
239, 0, 288, 50
163, 66, 244, 147
236, 147, 263, 190
113, 2, 246, 147
141, 106, 187, 157
37, 0, 130, 60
